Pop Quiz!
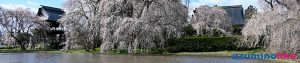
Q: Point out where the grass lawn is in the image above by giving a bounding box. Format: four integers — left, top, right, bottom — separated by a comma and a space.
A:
0, 48, 62, 53
0, 47, 100, 54
171, 48, 265, 56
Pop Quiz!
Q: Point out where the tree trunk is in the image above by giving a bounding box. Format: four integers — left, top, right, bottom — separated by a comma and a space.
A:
18, 42, 26, 51
20, 45, 26, 51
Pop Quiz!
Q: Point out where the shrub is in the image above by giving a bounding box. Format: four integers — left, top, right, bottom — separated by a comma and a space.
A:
166, 37, 238, 52
109, 49, 128, 54
232, 25, 243, 35
183, 24, 197, 36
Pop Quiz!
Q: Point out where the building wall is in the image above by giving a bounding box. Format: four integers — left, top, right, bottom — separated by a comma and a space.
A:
221, 5, 245, 25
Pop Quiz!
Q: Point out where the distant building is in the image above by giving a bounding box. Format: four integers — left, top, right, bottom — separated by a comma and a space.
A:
220, 5, 245, 25
37, 5, 65, 49
37, 5, 65, 27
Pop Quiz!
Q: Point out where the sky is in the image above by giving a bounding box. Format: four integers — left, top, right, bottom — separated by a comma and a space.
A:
0, 0, 261, 13
0, 0, 64, 12
186, 0, 260, 9
182, 0, 261, 15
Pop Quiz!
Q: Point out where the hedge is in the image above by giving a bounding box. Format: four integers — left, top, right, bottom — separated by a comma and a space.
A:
166, 37, 238, 52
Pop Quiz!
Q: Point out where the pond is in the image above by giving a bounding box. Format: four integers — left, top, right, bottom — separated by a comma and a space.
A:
0, 53, 279, 63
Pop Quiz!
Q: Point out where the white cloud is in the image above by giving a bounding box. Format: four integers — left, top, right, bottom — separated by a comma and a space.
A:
0, 4, 28, 10
27, 0, 39, 6
0, 0, 40, 12
210, 0, 223, 2
0, 4, 38, 12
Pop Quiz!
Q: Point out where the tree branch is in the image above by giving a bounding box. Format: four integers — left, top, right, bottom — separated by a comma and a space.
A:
264, 0, 274, 10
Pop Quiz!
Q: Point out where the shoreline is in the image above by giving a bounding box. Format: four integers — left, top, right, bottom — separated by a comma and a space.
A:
0, 48, 296, 63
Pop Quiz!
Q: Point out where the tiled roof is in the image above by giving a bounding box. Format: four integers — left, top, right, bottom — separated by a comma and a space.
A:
41, 5, 64, 14
37, 5, 65, 21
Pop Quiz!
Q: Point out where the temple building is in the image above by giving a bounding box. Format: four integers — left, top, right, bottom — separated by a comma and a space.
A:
37, 5, 65, 49
220, 5, 245, 25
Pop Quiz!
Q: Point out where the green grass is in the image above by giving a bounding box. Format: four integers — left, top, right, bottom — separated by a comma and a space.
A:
166, 36, 238, 52
63, 49, 100, 54
63, 49, 90, 54
171, 50, 263, 57
0, 47, 101, 54
0, 48, 24, 53
0, 48, 62, 53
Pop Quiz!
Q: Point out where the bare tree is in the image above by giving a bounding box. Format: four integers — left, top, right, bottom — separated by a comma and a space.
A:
0, 8, 36, 50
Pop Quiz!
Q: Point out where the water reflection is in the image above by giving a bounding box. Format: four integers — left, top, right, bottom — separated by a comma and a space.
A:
0, 53, 278, 63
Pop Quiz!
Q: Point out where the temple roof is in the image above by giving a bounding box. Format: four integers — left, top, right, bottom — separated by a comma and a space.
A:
37, 5, 65, 21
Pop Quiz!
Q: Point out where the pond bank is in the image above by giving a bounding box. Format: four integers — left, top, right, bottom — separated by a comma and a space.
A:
0, 48, 296, 63
0, 53, 282, 63
0, 48, 99, 54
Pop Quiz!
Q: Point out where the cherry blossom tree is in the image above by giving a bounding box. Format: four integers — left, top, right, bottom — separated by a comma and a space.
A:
0, 8, 36, 50
61, 0, 188, 53
191, 5, 232, 36
242, 0, 300, 53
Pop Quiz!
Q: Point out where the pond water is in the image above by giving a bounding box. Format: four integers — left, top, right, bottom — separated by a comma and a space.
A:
0, 53, 279, 63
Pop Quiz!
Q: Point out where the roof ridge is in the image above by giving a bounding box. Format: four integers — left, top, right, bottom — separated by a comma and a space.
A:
41, 5, 64, 12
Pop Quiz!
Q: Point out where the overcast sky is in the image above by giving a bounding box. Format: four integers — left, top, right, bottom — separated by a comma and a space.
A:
0, 0, 261, 13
